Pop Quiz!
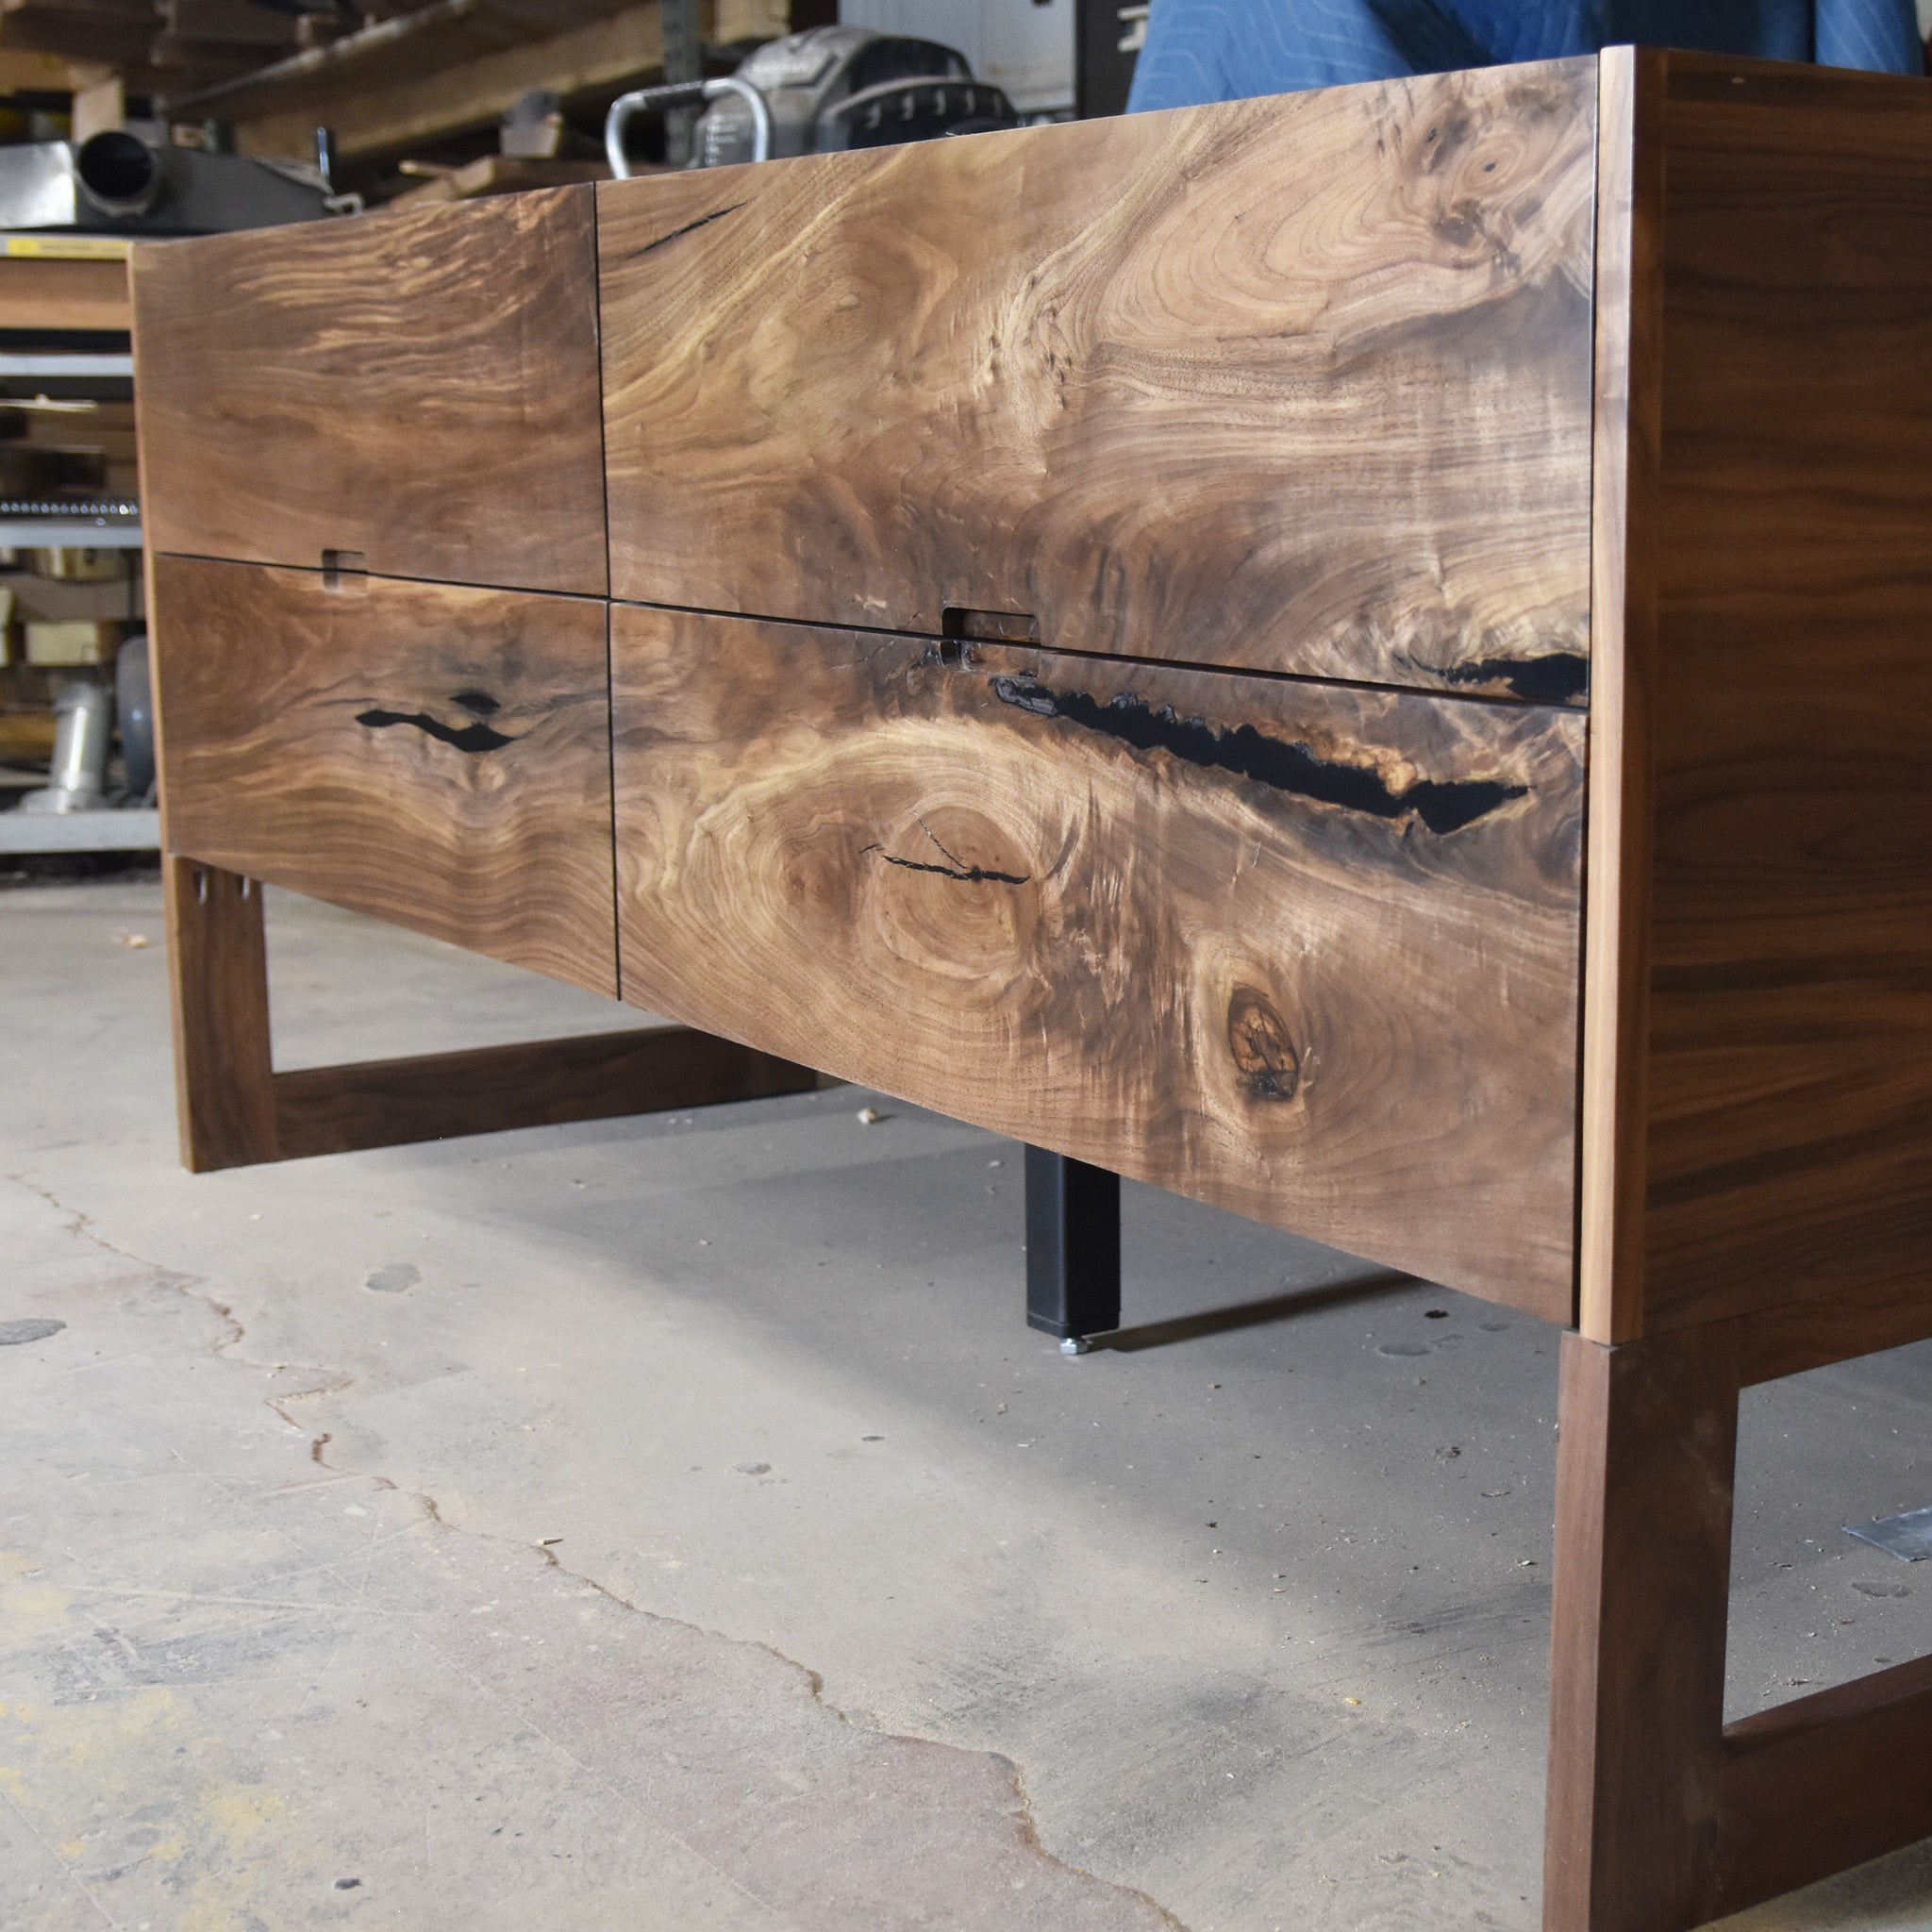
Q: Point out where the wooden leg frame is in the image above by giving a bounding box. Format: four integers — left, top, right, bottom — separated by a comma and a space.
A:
163, 856, 819, 1172
1546, 1319, 1932, 1931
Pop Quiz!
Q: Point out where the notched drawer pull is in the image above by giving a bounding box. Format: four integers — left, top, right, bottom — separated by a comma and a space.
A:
322, 549, 368, 593
943, 606, 1040, 645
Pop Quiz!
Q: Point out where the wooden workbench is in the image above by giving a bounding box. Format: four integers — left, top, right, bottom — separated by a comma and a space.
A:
133, 48, 1932, 1930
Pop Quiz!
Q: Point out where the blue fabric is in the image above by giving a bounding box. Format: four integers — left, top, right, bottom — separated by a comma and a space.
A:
1125, 1, 1924, 111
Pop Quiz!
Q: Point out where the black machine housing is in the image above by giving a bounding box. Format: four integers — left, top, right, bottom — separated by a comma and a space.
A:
695, 25, 1019, 165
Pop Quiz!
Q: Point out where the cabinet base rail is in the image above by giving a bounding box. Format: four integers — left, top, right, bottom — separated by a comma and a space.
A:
163, 856, 818, 1172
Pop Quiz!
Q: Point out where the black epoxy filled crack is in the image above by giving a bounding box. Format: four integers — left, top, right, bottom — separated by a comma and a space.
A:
450, 689, 501, 717
991, 676, 1524, 836
1437, 652, 1589, 706
865, 850, 1032, 885
624, 202, 746, 259
356, 708, 518, 754
862, 817, 1030, 887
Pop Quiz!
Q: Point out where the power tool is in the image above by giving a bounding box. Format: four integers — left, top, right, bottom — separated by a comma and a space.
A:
606, 24, 1019, 178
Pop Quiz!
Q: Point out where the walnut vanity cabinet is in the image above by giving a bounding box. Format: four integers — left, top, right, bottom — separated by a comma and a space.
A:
134, 46, 1932, 1932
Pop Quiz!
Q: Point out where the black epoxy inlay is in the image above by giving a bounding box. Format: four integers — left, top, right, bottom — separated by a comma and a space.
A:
867, 850, 1032, 885
625, 202, 747, 259
863, 817, 1030, 887
991, 676, 1524, 836
356, 708, 518, 754
1441, 652, 1589, 706
450, 689, 501, 717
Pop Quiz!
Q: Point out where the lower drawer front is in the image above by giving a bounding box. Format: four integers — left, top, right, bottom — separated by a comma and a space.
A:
155, 556, 618, 996
611, 608, 1586, 1318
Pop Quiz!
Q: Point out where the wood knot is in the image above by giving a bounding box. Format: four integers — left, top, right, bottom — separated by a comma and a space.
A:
1226, 988, 1300, 1103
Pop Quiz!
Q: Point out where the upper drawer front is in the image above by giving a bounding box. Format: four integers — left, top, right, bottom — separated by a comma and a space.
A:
611, 608, 1585, 1317
134, 189, 607, 596
600, 58, 1596, 701
155, 557, 617, 996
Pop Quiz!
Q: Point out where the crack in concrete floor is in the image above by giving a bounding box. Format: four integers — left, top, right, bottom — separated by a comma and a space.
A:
2, 1172, 1186, 1931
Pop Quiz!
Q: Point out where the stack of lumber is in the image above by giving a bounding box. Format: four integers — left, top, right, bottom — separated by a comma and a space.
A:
0, 0, 300, 91
152, 0, 301, 88
168, 0, 785, 160
0, 0, 158, 76
1, 396, 139, 497
0, 0, 789, 146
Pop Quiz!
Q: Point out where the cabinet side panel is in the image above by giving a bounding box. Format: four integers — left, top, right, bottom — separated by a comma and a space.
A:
1642, 57, 1932, 1332
599, 60, 1596, 699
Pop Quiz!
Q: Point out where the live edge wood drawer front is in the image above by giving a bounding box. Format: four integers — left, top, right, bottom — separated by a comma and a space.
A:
131, 187, 607, 596
154, 557, 619, 997
611, 608, 1586, 1318
598, 58, 1596, 700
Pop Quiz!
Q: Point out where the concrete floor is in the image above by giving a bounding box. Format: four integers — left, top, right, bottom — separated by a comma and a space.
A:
2, 872, 1929, 1932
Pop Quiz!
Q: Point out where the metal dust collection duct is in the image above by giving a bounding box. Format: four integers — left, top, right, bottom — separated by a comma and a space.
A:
0, 132, 328, 236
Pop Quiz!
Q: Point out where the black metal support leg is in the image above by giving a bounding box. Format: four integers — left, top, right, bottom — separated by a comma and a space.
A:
1024, 1145, 1121, 1343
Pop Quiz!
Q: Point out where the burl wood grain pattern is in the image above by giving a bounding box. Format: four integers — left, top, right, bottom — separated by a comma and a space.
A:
155, 558, 619, 996
610, 609, 1585, 1316
598, 60, 1596, 700
1582, 53, 1932, 1340
132, 187, 607, 596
